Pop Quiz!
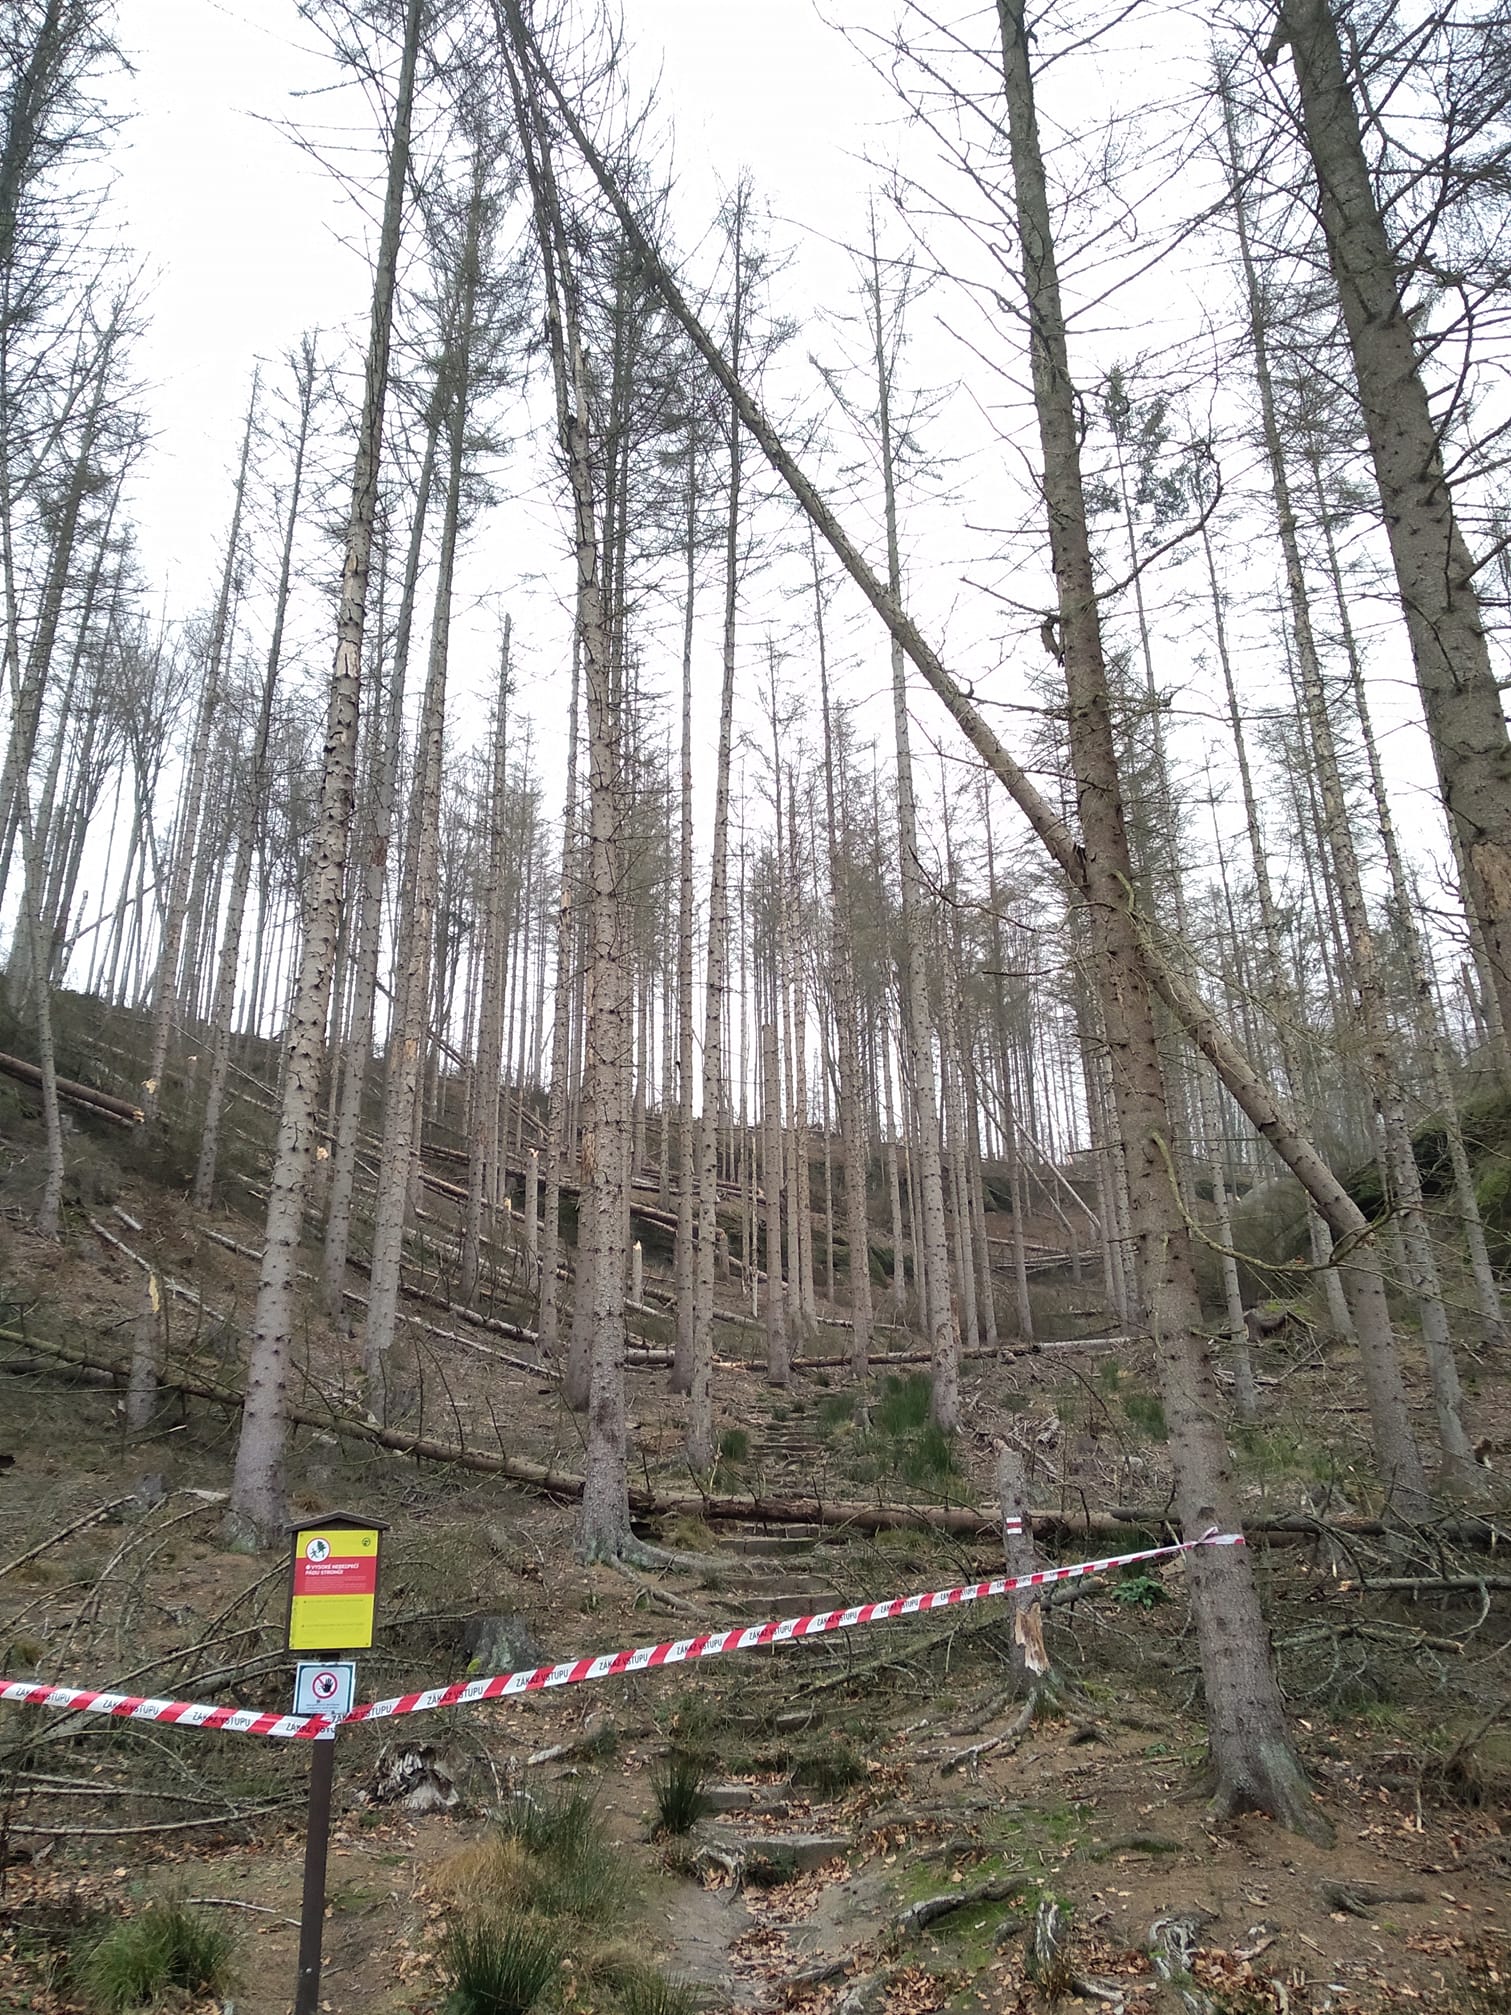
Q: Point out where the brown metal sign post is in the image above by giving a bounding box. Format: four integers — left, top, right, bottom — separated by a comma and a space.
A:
294, 1727, 337, 2015
286, 1513, 386, 2015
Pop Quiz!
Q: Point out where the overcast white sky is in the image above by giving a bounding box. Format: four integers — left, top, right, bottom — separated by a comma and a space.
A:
115, 0, 889, 606
92, 0, 1464, 1033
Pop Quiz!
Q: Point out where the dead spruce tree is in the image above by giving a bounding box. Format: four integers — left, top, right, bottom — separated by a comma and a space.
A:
362, 132, 509, 1391
230, 0, 425, 1539
991, 0, 1322, 1830
531, 5, 1447, 1547
1266, 0, 1511, 1055
858, 231, 959, 1427
685, 183, 755, 1464
1215, 82, 1434, 1507
502, 0, 636, 1560
194, 338, 319, 1207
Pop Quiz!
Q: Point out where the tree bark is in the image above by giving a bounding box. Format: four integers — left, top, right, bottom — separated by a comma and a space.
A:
671, 448, 698, 1394
228, 0, 424, 1540
363, 157, 485, 1392
994, 0, 1322, 1834
143, 379, 256, 1123
817, 544, 874, 1378
866, 235, 959, 1429
1273, 0, 1511, 1056
463, 620, 513, 1303
195, 342, 316, 1207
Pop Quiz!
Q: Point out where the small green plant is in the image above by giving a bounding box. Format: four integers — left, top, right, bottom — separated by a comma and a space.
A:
76, 1899, 237, 2011
441, 1913, 561, 2015
875, 1371, 930, 1438
1121, 1389, 1167, 1441
498, 1787, 596, 1861
650, 1751, 711, 1835
717, 1427, 749, 1465
494, 1788, 624, 1921
865, 1373, 962, 1488
791, 1737, 865, 1797
901, 1421, 957, 1487
816, 1391, 855, 1436
616, 1966, 701, 2015
1112, 1567, 1168, 1609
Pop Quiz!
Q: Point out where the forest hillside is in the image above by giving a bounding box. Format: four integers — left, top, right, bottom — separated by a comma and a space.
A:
2, 2, 1510, 2011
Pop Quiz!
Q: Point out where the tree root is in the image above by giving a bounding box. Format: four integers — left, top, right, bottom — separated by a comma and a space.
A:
939, 1694, 1037, 1776
609, 1560, 706, 1619
1320, 1879, 1426, 1917
892, 1872, 1036, 1938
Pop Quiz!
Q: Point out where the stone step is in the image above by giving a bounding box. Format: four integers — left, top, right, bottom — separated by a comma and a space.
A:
711, 1587, 837, 1617
702, 1783, 791, 1817
711, 1573, 836, 1595
713, 1531, 822, 1556
697, 1829, 850, 1882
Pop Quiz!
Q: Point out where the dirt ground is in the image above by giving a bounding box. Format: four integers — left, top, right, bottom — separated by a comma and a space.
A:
2, 1106, 1509, 2014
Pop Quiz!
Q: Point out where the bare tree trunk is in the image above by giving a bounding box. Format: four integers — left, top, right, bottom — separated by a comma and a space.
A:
817, 576, 874, 1376
789, 777, 817, 1339
686, 215, 748, 1458
229, 0, 424, 1539
195, 342, 316, 1207
322, 416, 439, 1319
363, 157, 486, 1390
983, 783, 1034, 1339
866, 232, 959, 1427
671, 456, 698, 1394
1271, 4, 1511, 1054
539, 646, 581, 1360
463, 621, 513, 1302
994, 0, 1320, 1833
994, 1442, 1056, 1697
881, 1019, 907, 1322
125, 1268, 164, 1434
144, 380, 256, 1124
504, 16, 631, 1557
763, 1016, 789, 1385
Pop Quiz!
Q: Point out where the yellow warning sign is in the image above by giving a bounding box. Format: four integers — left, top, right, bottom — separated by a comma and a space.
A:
287, 1525, 381, 1651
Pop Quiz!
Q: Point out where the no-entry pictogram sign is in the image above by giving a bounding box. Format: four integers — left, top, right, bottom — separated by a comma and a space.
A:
293, 1660, 357, 1716
286, 1513, 386, 1652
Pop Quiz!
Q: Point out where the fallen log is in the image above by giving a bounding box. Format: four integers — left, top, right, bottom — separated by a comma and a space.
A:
0, 1051, 143, 1126
5, 1330, 1507, 1552
787, 1336, 1136, 1372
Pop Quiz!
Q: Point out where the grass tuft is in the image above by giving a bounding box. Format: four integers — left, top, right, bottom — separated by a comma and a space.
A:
616, 1964, 702, 2015
75, 1898, 236, 2011
441, 1913, 561, 2015
1121, 1389, 1168, 1441
790, 1736, 866, 1797
491, 1787, 624, 1921
859, 1373, 961, 1488
496, 1785, 598, 1862
650, 1750, 711, 1835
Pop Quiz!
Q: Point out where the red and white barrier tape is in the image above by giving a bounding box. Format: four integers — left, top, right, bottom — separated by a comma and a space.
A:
0, 1530, 1241, 1742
